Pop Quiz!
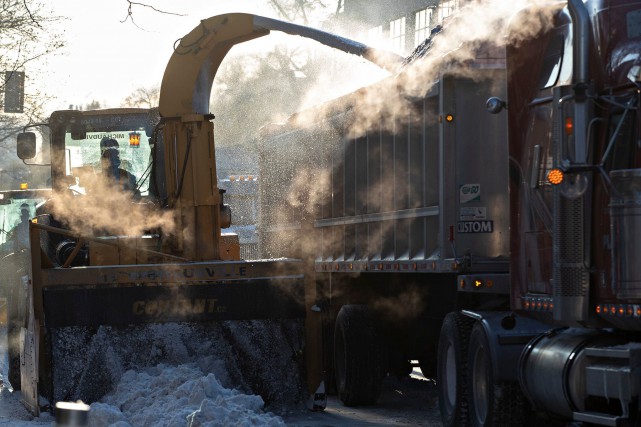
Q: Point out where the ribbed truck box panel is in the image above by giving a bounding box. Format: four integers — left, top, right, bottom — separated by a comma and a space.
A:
260, 69, 508, 272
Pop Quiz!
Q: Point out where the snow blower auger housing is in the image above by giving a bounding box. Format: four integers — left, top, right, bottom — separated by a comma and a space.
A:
14, 13, 402, 415
15, 106, 307, 415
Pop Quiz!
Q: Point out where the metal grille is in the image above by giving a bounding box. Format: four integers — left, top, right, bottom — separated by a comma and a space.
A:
555, 196, 588, 297
240, 243, 260, 260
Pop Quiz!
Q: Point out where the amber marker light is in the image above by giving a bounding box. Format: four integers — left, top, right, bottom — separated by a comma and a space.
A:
548, 169, 564, 185
445, 114, 454, 122
565, 117, 573, 135
20, 182, 28, 190
129, 132, 141, 147
474, 280, 483, 289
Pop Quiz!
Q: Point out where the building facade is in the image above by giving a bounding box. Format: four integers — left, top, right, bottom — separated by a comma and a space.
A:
331, 0, 464, 55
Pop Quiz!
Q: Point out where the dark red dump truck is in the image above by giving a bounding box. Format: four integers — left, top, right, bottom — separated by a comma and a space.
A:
260, 1, 641, 425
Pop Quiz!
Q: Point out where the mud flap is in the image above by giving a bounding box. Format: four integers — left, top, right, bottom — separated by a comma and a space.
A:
20, 292, 39, 416
304, 261, 326, 411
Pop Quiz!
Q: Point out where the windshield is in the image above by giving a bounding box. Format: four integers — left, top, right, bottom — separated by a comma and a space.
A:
65, 130, 152, 196
55, 110, 157, 197
0, 191, 49, 252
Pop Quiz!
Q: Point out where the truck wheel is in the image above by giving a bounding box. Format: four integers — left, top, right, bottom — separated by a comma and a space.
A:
467, 322, 526, 427
334, 304, 387, 406
438, 312, 474, 427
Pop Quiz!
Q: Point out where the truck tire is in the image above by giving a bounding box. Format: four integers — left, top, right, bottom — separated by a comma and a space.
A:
334, 304, 387, 406
467, 322, 526, 427
438, 311, 474, 427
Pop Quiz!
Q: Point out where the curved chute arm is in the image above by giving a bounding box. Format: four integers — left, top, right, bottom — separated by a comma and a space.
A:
159, 13, 404, 117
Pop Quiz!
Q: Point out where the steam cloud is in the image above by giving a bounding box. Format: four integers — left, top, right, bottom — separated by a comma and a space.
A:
49, 170, 175, 238
262, 0, 560, 272
288, 0, 559, 139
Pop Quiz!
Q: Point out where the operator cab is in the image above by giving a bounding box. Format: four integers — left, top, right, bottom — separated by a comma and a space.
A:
17, 108, 165, 203
16, 108, 166, 267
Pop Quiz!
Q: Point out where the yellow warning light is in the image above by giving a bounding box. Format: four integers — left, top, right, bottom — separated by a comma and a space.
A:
547, 169, 564, 185
32, 218, 38, 224
20, 183, 28, 190
445, 114, 454, 122
565, 117, 573, 135
129, 132, 141, 147
474, 280, 483, 289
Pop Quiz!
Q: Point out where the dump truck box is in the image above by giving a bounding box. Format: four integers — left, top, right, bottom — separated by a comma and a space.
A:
261, 67, 509, 272
259, 47, 509, 403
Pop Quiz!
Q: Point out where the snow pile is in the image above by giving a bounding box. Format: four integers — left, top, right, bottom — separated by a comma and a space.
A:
2, 320, 307, 426
89, 363, 286, 426
50, 320, 306, 407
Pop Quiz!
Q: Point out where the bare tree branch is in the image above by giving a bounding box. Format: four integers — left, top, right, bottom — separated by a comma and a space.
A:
121, 0, 185, 27
21, 0, 41, 28
269, 0, 293, 21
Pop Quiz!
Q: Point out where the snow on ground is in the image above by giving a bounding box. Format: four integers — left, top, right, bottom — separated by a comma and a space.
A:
1, 366, 287, 426
0, 325, 295, 426
88, 363, 286, 426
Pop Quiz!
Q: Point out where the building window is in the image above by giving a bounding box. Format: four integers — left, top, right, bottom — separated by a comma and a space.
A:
389, 17, 406, 53
368, 25, 383, 44
438, 0, 457, 24
415, 8, 432, 47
